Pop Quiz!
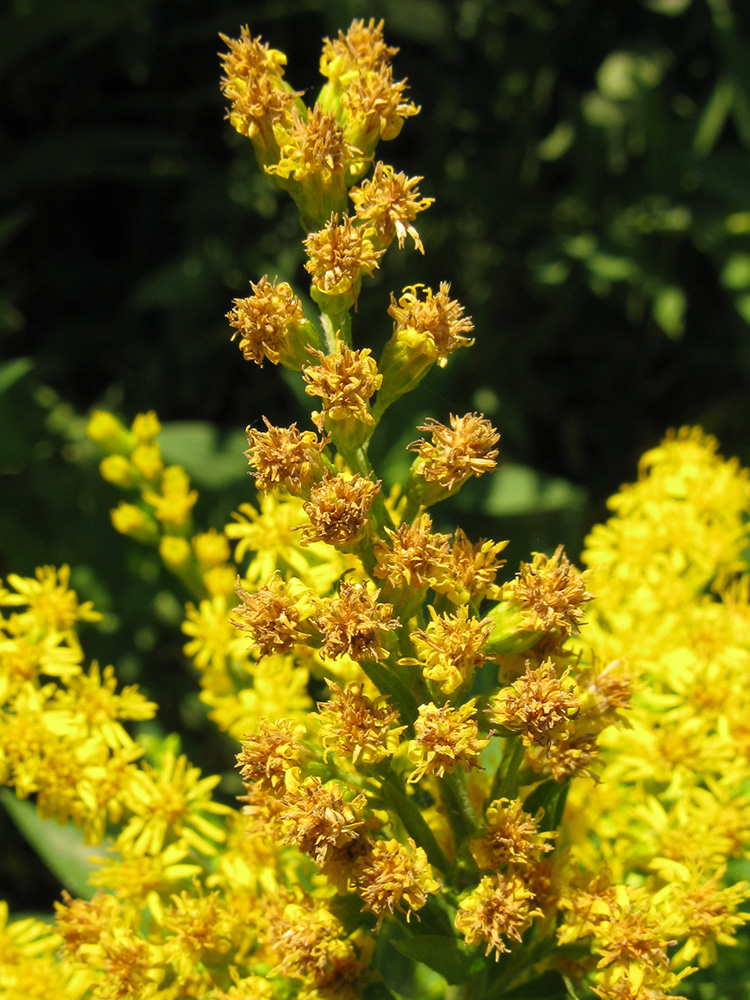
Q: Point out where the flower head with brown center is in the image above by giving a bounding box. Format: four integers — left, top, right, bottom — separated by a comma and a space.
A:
471, 797, 555, 870
488, 659, 580, 749
303, 343, 382, 435
342, 63, 420, 148
407, 604, 494, 695
315, 582, 400, 662
303, 215, 385, 302
236, 717, 307, 795
245, 418, 325, 496
455, 873, 542, 960
349, 163, 434, 253
408, 413, 499, 498
355, 838, 439, 925
268, 105, 361, 185
228, 276, 315, 369
268, 898, 368, 994
388, 283, 475, 368
408, 699, 489, 783
301, 470, 380, 547
316, 680, 405, 765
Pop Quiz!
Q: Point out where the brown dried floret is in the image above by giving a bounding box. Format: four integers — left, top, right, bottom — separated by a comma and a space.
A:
407, 699, 489, 783
303, 215, 385, 299
488, 659, 580, 749
301, 470, 380, 547
505, 544, 592, 637
349, 162, 434, 252
373, 513, 451, 591
408, 413, 499, 491
354, 838, 439, 925
233, 572, 316, 657
245, 418, 324, 495
315, 582, 400, 662
317, 680, 405, 765
228, 276, 307, 367
303, 344, 382, 433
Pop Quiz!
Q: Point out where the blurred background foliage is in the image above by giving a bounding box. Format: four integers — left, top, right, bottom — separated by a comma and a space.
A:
3, 0, 750, 981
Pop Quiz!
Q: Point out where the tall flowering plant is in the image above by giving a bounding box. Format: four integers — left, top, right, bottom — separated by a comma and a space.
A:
2, 20, 750, 1000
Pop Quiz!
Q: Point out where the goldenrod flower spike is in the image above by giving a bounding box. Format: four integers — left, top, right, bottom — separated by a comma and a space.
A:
12, 19, 750, 1000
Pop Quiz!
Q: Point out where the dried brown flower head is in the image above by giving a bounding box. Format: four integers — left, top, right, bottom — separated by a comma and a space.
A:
341, 63, 420, 144
408, 605, 494, 695
316, 680, 405, 765
408, 412, 499, 492
408, 699, 490, 783
373, 513, 451, 592
233, 572, 317, 657
236, 718, 306, 795
349, 162, 434, 252
303, 344, 382, 433
280, 776, 367, 866
301, 470, 380, 547
228, 276, 310, 368
355, 838, 439, 924
488, 659, 580, 749
315, 581, 400, 662
219, 29, 297, 150
455, 873, 542, 960
303, 215, 385, 299
471, 797, 555, 870
388, 283, 475, 368
430, 528, 508, 605
506, 544, 592, 637
245, 418, 325, 495
268, 898, 366, 994
267, 105, 361, 184
320, 19, 399, 79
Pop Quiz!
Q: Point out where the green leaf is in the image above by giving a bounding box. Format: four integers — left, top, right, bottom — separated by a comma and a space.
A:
652, 286, 686, 339
390, 934, 478, 985
498, 969, 571, 999
0, 789, 105, 900
157, 421, 247, 489
522, 780, 569, 831
0, 357, 33, 397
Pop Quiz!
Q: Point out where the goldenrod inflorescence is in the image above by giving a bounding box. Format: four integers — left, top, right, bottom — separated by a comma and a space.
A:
3, 18, 750, 1000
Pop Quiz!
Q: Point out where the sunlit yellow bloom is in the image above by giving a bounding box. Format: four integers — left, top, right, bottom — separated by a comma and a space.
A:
119, 752, 229, 856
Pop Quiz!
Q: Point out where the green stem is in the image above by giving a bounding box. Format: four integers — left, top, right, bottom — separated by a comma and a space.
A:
440, 770, 479, 846
487, 735, 525, 807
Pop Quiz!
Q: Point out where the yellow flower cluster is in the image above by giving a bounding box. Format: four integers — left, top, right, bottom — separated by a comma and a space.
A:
563, 427, 750, 989
3, 20, 750, 1000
